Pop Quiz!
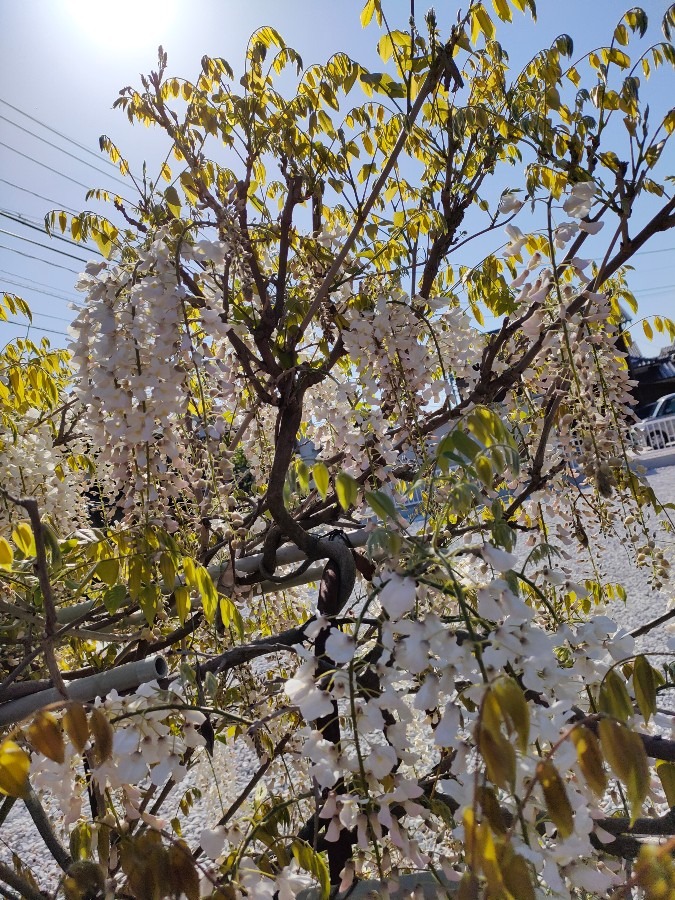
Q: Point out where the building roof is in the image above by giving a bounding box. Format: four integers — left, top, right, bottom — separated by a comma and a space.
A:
628, 353, 675, 381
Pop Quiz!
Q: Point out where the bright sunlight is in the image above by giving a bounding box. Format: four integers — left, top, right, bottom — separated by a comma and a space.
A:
63, 0, 177, 51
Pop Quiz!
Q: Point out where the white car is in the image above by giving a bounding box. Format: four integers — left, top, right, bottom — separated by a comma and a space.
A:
634, 393, 675, 450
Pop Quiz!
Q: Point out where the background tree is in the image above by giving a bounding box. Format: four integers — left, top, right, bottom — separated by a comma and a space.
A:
2, 1, 675, 897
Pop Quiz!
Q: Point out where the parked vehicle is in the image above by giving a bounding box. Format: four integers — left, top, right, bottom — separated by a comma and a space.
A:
633, 392, 675, 450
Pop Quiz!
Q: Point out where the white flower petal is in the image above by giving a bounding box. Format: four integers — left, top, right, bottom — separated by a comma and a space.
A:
200, 825, 227, 860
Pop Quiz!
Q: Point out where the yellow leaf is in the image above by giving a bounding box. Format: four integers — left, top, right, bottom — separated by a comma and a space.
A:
167, 842, 200, 900
175, 585, 191, 625
492, 676, 529, 752
0, 536, 13, 571
633, 655, 657, 724
492, 0, 512, 22
182, 557, 197, 590
478, 720, 516, 790
0, 740, 30, 798
312, 463, 330, 500
159, 552, 176, 590
96, 558, 119, 587
197, 565, 218, 624
598, 668, 634, 722
12, 522, 36, 558
360, 0, 376, 27
475, 455, 493, 487
643, 319, 654, 341
537, 759, 574, 838
476, 4, 496, 40
571, 725, 607, 796
89, 709, 113, 766
64, 704, 90, 754
28, 712, 65, 764
165, 185, 182, 218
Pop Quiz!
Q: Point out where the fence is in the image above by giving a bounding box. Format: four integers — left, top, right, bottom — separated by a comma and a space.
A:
633, 413, 675, 451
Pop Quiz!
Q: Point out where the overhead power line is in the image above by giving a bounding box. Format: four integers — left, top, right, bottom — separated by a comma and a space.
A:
0, 277, 76, 304
0, 243, 80, 274
0, 98, 119, 170
0, 141, 91, 190
0, 114, 128, 187
0, 299, 71, 323
0, 227, 89, 263
0, 318, 69, 337
0, 178, 79, 214
0, 268, 77, 296
0, 209, 103, 257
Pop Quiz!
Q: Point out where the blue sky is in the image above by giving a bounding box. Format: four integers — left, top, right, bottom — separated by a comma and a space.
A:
0, 0, 673, 353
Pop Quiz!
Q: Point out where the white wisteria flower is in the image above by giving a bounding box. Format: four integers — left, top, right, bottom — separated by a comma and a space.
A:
285, 660, 334, 720
325, 628, 356, 663
200, 825, 227, 860
563, 180, 596, 219
498, 191, 524, 214
377, 572, 417, 619
481, 542, 518, 572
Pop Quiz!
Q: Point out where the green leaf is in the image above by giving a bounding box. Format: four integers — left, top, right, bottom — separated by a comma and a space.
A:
139, 584, 159, 625
165, 185, 182, 218
365, 490, 398, 522
656, 760, 675, 806
598, 718, 650, 824
291, 840, 330, 900
335, 472, 358, 511
103, 584, 127, 614
451, 429, 482, 462
598, 669, 634, 722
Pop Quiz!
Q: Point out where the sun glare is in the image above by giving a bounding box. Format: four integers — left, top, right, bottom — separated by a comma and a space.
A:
63, 0, 177, 51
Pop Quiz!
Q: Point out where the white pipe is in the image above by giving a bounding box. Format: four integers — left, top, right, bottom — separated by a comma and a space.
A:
0, 656, 168, 726
234, 528, 369, 574
55, 529, 370, 625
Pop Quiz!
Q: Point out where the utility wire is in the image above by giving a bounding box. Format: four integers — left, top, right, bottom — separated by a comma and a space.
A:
0, 268, 76, 296
0, 141, 91, 190
0, 228, 89, 263
0, 300, 71, 323
0, 318, 69, 337
1, 277, 77, 304
0, 178, 79, 215
0, 114, 128, 187
0, 98, 119, 169
0, 244, 80, 274
0, 210, 103, 257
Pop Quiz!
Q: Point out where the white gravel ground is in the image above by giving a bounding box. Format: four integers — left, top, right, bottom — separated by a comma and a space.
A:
3, 448, 675, 893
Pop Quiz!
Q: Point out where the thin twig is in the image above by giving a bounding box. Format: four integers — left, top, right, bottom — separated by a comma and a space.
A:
1, 493, 67, 698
